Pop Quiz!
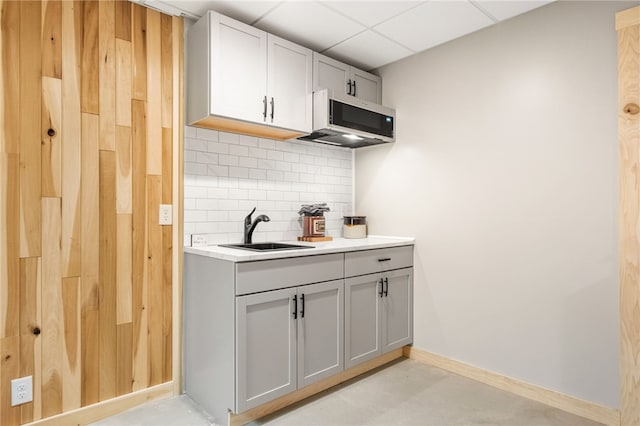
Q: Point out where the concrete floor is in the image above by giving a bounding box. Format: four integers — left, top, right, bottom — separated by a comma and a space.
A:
92, 359, 603, 426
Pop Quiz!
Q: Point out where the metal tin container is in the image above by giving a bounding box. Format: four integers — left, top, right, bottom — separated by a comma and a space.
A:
343, 216, 367, 239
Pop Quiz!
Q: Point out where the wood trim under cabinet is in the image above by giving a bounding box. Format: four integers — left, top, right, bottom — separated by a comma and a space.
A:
23, 383, 173, 426
404, 347, 620, 426
230, 348, 404, 426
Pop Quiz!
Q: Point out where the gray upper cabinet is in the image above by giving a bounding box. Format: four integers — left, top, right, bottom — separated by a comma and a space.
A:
313, 53, 382, 104
187, 11, 312, 137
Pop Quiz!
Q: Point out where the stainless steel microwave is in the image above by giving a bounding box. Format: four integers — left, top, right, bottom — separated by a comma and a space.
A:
297, 89, 395, 148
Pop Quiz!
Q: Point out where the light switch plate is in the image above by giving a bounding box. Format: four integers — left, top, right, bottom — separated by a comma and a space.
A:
159, 204, 172, 225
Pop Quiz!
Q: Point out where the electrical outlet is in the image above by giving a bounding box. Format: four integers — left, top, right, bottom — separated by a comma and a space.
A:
191, 234, 207, 247
11, 376, 33, 406
159, 204, 172, 225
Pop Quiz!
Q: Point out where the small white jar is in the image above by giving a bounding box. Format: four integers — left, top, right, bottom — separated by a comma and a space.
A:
343, 216, 367, 239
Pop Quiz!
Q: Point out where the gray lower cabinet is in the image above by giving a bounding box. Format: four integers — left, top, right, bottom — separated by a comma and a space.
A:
236, 279, 344, 413
345, 267, 413, 369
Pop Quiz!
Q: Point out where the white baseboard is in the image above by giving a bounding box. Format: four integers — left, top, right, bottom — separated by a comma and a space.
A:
404, 347, 619, 426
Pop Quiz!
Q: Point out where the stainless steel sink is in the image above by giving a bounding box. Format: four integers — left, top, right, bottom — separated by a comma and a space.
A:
218, 242, 314, 252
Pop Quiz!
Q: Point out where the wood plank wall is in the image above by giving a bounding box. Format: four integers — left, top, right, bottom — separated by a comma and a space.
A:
617, 6, 640, 426
0, 2, 182, 424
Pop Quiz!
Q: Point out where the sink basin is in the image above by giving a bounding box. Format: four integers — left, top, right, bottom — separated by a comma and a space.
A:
219, 242, 314, 252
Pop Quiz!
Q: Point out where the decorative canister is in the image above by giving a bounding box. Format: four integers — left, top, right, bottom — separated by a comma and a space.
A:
343, 216, 367, 239
303, 215, 326, 237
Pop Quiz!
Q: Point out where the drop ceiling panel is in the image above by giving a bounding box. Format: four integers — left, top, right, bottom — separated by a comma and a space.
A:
254, 2, 366, 52
374, 1, 495, 52
474, 0, 552, 21
325, 30, 414, 71
321, 1, 422, 27
165, 0, 281, 23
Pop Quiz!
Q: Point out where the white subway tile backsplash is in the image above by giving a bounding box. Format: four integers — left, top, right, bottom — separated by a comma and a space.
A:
258, 138, 276, 150
219, 131, 240, 144
229, 167, 249, 178
184, 125, 352, 244
196, 128, 219, 141
208, 165, 229, 177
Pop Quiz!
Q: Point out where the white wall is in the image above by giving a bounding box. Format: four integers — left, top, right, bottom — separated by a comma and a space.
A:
356, 1, 633, 408
184, 126, 352, 245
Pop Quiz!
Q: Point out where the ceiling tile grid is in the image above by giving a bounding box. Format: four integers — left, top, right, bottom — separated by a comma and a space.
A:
142, 0, 553, 71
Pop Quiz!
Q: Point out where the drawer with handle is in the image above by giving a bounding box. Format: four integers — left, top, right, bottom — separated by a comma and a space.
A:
344, 245, 413, 278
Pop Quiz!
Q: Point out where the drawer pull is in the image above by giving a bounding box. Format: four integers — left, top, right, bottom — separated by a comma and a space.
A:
378, 257, 391, 262
292, 295, 297, 319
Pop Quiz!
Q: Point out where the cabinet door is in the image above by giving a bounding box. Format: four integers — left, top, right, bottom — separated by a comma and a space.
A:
344, 274, 382, 369
381, 268, 413, 353
236, 287, 297, 412
267, 34, 312, 132
313, 52, 351, 97
297, 280, 344, 388
352, 68, 382, 104
211, 13, 267, 124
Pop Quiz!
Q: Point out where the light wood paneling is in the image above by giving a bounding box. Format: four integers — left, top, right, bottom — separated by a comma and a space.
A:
147, 175, 163, 386
116, 214, 132, 325
115, 39, 132, 127
116, 323, 133, 396
0, 0, 21, 155
617, 7, 640, 425
0, 2, 181, 424
132, 4, 147, 101
131, 99, 148, 392
61, 0, 82, 279
115, 0, 131, 42
41, 77, 62, 198
19, 0, 42, 258
1, 336, 21, 425
81, 0, 98, 114
0, 154, 19, 339
99, 150, 117, 401
161, 14, 173, 129
80, 113, 99, 407
99, 0, 116, 151
171, 15, 183, 395
116, 125, 132, 214
146, 8, 162, 175
61, 277, 80, 411
19, 257, 41, 423
41, 0, 62, 79
41, 197, 62, 418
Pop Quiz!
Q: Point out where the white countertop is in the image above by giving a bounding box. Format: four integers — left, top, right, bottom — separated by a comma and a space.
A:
183, 236, 415, 262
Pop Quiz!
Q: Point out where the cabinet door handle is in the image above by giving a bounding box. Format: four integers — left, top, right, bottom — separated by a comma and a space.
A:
347, 79, 352, 95
292, 294, 297, 319
383, 277, 389, 297
379, 278, 384, 298
270, 97, 274, 122
262, 96, 267, 121
378, 257, 391, 262
352, 80, 356, 97
300, 294, 305, 318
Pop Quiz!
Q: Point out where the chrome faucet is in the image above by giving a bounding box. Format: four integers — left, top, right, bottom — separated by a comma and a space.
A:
243, 207, 270, 244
